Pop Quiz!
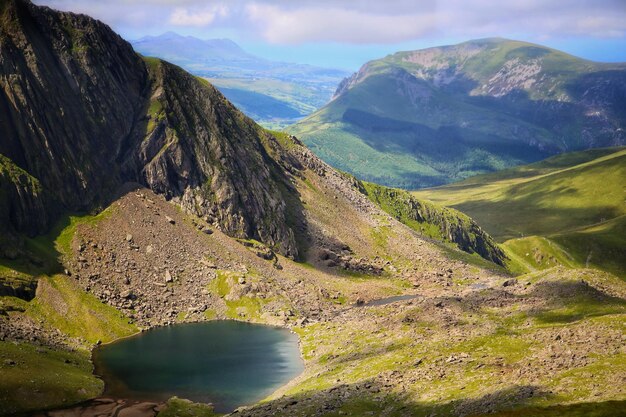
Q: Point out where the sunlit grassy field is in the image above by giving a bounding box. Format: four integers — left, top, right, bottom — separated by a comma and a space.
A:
413, 147, 626, 278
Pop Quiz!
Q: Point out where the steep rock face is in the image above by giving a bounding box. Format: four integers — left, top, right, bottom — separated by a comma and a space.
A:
136, 61, 298, 257
0, 0, 148, 210
0, 0, 299, 257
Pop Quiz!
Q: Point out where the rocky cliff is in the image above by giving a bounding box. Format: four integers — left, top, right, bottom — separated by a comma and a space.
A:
0, 0, 299, 257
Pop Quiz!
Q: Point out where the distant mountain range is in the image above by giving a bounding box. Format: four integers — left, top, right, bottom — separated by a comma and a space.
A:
131, 32, 349, 128
131, 31, 261, 70
288, 38, 626, 188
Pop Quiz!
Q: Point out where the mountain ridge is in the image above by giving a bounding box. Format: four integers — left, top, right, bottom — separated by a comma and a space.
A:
131, 31, 257, 63
0, 0, 506, 265
0, 0, 300, 257
290, 37, 626, 188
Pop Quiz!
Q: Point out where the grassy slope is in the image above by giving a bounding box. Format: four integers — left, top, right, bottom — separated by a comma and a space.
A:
0, 210, 136, 415
28, 275, 137, 344
0, 273, 136, 414
413, 147, 626, 278
288, 72, 548, 189
270, 268, 626, 417
359, 181, 507, 267
0, 208, 119, 318
0, 341, 102, 414
288, 76, 451, 189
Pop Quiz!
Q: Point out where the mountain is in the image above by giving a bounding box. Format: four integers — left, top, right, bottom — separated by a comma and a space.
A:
132, 32, 256, 64
1, 2, 626, 417
414, 146, 626, 278
0, 0, 324, 259
0, 0, 506, 285
130, 32, 350, 129
289, 38, 626, 189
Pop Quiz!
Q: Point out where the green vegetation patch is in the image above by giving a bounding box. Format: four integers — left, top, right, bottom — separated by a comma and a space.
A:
533, 292, 626, 326
27, 275, 137, 345
0, 341, 102, 415
415, 147, 626, 278
0, 154, 42, 193
158, 397, 220, 417
209, 270, 268, 321
502, 236, 579, 274
361, 181, 506, 266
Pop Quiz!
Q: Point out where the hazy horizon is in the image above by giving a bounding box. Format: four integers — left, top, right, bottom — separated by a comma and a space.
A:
33, 0, 626, 71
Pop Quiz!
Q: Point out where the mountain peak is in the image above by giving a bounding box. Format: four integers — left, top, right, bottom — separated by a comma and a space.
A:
156, 31, 183, 40
0, 0, 302, 257
292, 38, 626, 189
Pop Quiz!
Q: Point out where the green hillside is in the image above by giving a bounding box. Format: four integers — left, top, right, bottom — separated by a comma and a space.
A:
289, 38, 626, 189
413, 147, 626, 278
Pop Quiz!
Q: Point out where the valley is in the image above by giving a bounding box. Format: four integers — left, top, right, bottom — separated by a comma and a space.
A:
131, 32, 349, 129
4, 184, 626, 417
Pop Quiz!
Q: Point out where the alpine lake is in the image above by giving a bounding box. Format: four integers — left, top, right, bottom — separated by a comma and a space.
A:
92, 321, 304, 413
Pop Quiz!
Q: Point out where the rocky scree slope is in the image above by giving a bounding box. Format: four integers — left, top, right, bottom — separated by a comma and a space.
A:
0, 0, 298, 257
289, 38, 626, 188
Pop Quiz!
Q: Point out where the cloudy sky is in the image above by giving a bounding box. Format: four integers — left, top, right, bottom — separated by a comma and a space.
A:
34, 0, 626, 70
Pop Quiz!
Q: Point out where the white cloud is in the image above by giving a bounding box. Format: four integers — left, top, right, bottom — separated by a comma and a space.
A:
169, 5, 228, 27
245, 0, 626, 44
34, 0, 626, 44
245, 4, 441, 44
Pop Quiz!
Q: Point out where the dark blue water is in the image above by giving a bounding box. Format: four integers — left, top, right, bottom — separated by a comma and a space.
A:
92, 321, 303, 413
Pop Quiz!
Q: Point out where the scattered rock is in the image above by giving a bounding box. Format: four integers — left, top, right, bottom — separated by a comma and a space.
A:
120, 290, 134, 299
502, 278, 517, 287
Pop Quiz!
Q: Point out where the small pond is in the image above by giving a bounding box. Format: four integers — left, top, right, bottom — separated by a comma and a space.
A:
92, 321, 303, 413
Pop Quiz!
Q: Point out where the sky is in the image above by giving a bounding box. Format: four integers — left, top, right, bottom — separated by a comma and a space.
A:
34, 0, 626, 70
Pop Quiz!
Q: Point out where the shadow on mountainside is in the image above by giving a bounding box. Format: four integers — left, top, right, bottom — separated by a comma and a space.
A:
234, 380, 546, 416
